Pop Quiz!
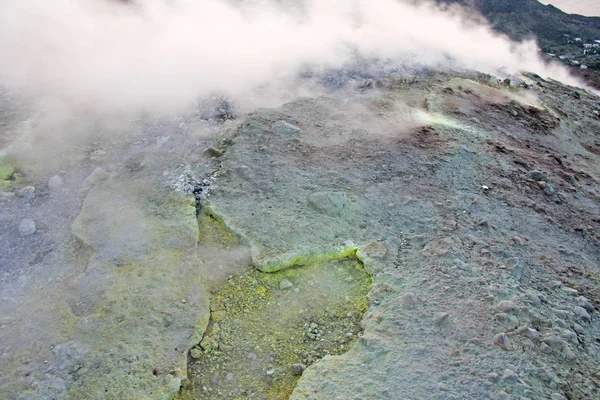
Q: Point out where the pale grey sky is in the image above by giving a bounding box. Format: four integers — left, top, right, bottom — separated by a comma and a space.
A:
538, 0, 600, 16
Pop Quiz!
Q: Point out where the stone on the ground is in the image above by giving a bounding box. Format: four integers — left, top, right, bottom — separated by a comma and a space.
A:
516, 326, 540, 340
573, 306, 591, 322
307, 191, 346, 217
279, 279, 293, 290
433, 312, 449, 326
400, 293, 418, 308
204, 147, 223, 158
273, 121, 301, 136
496, 300, 515, 313
453, 259, 470, 271
543, 336, 565, 350
538, 181, 555, 195
492, 333, 512, 350
576, 296, 594, 313
17, 186, 35, 200
48, 175, 64, 190
530, 170, 547, 181
502, 369, 518, 384
18, 218, 36, 236
290, 363, 305, 375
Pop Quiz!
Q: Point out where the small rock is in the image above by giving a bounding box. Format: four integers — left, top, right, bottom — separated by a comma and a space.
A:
497, 391, 511, 400
538, 181, 555, 196
576, 296, 594, 313
48, 175, 64, 190
495, 313, 519, 326
549, 281, 562, 289
17, 186, 35, 200
453, 259, 470, 271
573, 306, 591, 322
554, 319, 568, 328
562, 346, 577, 360
561, 329, 578, 343
553, 308, 571, 319
279, 279, 293, 290
361, 241, 388, 259
496, 300, 515, 313
526, 293, 541, 307
273, 121, 301, 136
530, 170, 547, 181
543, 336, 565, 350
516, 326, 540, 340
18, 219, 36, 236
504, 257, 524, 281
492, 333, 512, 351
204, 147, 223, 158
290, 363, 305, 375
307, 192, 346, 217
190, 348, 203, 359
486, 373, 499, 382
523, 389, 535, 398
573, 323, 585, 334
563, 287, 579, 296
433, 312, 449, 326
539, 342, 552, 353
502, 369, 518, 384
550, 394, 566, 400
400, 293, 418, 308
156, 136, 170, 146
266, 369, 275, 376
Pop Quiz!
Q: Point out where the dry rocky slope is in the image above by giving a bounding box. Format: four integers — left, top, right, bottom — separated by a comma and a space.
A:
204, 73, 600, 400
0, 71, 599, 400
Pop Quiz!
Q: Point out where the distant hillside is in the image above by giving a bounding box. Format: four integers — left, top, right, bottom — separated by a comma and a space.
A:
437, 0, 600, 87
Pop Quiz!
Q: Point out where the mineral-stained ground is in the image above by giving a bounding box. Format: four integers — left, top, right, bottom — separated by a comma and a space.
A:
0, 71, 599, 400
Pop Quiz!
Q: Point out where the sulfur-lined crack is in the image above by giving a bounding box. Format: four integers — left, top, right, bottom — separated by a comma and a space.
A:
176, 210, 372, 400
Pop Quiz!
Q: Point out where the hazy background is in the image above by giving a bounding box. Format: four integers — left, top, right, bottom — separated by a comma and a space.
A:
0, 0, 577, 115
539, 0, 600, 16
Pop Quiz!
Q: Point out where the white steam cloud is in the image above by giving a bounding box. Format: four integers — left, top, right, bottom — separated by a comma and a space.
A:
0, 0, 577, 112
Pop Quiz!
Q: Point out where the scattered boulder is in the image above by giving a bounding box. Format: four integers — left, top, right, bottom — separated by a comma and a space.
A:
279, 279, 293, 290
529, 170, 547, 181
433, 312, 449, 327
18, 219, 36, 237
576, 296, 594, 313
492, 333, 512, 351
290, 363, 305, 375
17, 186, 35, 200
496, 300, 515, 313
204, 147, 223, 158
573, 306, 591, 323
48, 175, 64, 190
400, 293, 418, 308
307, 192, 346, 217
273, 121, 301, 137
502, 369, 518, 384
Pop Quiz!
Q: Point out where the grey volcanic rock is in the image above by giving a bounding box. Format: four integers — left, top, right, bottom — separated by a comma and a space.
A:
18, 218, 36, 236
307, 191, 347, 217
205, 75, 600, 400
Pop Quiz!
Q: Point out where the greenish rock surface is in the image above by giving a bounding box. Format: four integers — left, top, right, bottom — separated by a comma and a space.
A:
0, 152, 210, 399
202, 75, 600, 399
